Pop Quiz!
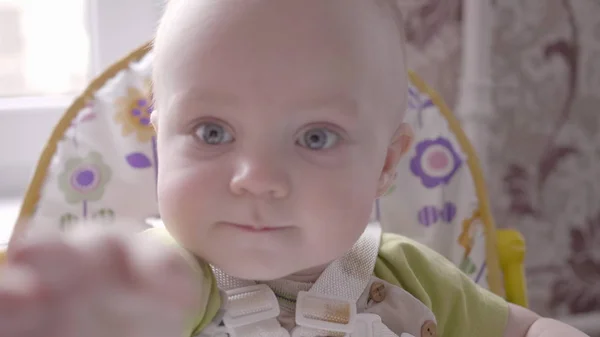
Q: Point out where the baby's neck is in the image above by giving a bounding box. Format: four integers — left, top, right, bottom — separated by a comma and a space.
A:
283, 264, 328, 283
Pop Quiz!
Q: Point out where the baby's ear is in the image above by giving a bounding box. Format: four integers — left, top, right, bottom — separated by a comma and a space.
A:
395, 123, 413, 156
377, 123, 413, 196
151, 110, 159, 132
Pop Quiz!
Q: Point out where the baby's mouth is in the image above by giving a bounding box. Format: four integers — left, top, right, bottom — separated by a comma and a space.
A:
220, 221, 289, 233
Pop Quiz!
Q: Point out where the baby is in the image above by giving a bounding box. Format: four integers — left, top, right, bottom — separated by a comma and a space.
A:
0, 1, 589, 337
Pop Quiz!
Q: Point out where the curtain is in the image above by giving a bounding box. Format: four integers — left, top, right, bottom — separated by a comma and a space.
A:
398, 0, 600, 329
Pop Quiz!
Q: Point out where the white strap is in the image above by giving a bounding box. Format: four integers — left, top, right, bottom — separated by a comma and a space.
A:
211, 267, 255, 290
212, 280, 286, 337
293, 222, 396, 337
222, 284, 280, 328
310, 222, 382, 299
209, 222, 399, 337
210, 267, 282, 337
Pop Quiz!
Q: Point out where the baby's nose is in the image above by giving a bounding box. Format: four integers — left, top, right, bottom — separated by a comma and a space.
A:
229, 157, 290, 199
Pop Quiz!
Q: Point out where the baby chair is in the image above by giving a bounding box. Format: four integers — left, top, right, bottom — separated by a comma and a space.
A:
4, 43, 528, 307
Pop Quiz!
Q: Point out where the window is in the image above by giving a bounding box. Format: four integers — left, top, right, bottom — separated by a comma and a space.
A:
0, 0, 89, 97
0, 0, 163, 196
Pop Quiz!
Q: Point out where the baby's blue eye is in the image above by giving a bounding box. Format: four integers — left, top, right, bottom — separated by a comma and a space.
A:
196, 123, 233, 145
298, 128, 339, 150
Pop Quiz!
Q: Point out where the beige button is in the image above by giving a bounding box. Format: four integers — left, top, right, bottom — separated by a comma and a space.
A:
369, 282, 386, 303
421, 320, 437, 337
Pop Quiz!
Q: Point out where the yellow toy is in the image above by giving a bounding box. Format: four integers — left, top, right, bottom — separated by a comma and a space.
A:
3, 43, 527, 307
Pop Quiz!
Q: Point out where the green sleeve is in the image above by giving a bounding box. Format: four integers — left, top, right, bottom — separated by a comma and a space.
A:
374, 233, 509, 337
141, 228, 222, 336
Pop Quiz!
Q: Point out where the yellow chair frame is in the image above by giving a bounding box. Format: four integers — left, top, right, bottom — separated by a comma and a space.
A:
4, 43, 528, 308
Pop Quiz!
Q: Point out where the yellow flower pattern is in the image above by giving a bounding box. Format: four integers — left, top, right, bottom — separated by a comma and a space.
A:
114, 82, 155, 143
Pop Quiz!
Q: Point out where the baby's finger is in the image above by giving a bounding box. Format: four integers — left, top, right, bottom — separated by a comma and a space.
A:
0, 266, 47, 337
130, 236, 199, 307
72, 229, 137, 286
9, 237, 87, 296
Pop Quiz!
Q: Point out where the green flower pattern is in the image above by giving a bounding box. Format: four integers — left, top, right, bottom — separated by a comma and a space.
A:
57, 152, 114, 222
58, 152, 112, 204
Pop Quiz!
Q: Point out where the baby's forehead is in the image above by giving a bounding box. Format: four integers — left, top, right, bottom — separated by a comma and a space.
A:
153, 0, 408, 123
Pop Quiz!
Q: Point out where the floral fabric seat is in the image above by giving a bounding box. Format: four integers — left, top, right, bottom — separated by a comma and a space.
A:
9, 43, 528, 307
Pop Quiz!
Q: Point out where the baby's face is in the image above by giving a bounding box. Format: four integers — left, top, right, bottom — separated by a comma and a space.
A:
153, 0, 408, 280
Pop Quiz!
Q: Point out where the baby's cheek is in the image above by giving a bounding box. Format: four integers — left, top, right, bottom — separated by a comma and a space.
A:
326, 172, 376, 217
302, 194, 370, 265
303, 173, 374, 241
157, 168, 210, 228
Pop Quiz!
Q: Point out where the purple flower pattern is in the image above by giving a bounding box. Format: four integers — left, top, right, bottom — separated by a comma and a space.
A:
410, 137, 462, 188
417, 202, 457, 227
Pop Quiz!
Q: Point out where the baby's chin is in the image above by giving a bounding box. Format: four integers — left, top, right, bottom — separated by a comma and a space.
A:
208, 253, 331, 282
